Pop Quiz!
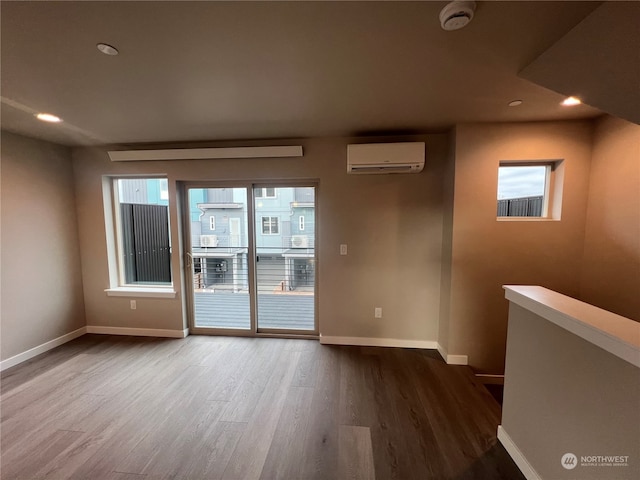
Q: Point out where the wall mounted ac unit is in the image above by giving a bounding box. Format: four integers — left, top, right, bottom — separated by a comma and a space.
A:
347, 142, 425, 174
200, 235, 219, 247
291, 235, 309, 248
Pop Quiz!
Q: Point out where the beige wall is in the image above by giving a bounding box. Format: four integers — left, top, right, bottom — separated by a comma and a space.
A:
72, 135, 448, 342
445, 121, 593, 373
1, 132, 86, 361
502, 303, 639, 479
580, 116, 640, 321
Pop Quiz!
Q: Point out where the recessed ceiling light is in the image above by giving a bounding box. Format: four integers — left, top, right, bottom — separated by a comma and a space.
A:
508, 100, 523, 107
561, 96, 581, 106
97, 43, 119, 56
35, 113, 62, 123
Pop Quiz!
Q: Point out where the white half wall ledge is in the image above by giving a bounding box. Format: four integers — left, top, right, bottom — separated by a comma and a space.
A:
436, 343, 469, 365
86, 326, 189, 338
320, 335, 437, 350
497, 426, 542, 480
108, 145, 303, 162
0, 327, 87, 372
503, 285, 640, 367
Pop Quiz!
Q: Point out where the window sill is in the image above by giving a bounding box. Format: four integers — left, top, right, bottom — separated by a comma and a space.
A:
496, 217, 560, 222
105, 287, 177, 298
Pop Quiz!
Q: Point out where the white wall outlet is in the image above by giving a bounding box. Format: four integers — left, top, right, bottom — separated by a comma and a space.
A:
130, 300, 137, 310
374, 307, 382, 318
340, 244, 348, 255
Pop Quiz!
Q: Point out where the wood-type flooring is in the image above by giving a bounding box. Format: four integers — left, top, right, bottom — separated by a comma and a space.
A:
1, 334, 524, 480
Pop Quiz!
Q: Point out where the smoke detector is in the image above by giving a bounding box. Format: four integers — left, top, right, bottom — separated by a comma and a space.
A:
440, 1, 476, 31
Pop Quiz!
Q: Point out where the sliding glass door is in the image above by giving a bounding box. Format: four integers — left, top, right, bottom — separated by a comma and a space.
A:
254, 186, 315, 332
187, 187, 251, 330
185, 183, 316, 335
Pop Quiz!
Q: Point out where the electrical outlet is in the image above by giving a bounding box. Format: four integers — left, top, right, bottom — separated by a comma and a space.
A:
374, 307, 382, 318
340, 244, 348, 255
130, 300, 137, 310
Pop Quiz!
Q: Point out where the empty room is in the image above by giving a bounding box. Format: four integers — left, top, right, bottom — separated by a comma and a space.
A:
1, 2, 638, 479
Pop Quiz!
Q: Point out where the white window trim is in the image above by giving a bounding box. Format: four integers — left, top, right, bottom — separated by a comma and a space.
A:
496, 161, 563, 221
255, 187, 276, 199
107, 176, 174, 291
105, 287, 176, 298
262, 216, 279, 235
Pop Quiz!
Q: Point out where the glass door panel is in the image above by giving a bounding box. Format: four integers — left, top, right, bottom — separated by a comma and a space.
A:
188, 187, 251, 330
254, 186, 316, 332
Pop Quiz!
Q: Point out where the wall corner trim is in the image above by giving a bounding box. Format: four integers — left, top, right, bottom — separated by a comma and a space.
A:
320, 335, 437, 350
0, 327, 87, 372
436, 342, 469, 365
497, 426, 541, 480
86, 326, 189, 338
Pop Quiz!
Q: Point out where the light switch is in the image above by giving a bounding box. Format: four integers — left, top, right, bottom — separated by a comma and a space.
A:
340, 244, 348, 255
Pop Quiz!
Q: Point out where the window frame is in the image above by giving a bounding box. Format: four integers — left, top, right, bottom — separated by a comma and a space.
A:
255, 187, 277, 199
209, 215, 216, 231
104, 176, 175, 297
496, 160, 564, 221
299, 215, 305, 231
261, 216, 280, 235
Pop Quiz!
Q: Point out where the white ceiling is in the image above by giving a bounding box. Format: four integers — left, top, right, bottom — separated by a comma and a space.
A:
1, 1, 607, 147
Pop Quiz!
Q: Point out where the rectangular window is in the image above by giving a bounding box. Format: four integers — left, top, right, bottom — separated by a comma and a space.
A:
299, 215, 305, 231
209, 216, 216, 231
262, 216, 279, 235
497, 162, 561, 218
255, 188, 276, 198
159, 179, 169, 200
114, 178, 171, 285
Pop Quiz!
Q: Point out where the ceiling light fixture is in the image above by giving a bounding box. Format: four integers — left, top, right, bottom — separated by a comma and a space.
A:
561, 96, 581, 106
97, 43, 119, 56
35, 113, 62, 123
440, 1, 476, 31
508, 100, 523, 107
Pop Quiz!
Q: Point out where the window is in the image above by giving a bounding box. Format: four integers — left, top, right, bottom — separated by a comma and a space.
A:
209, 216, 216, 231
497, 162, 563, 219
255, 188, 276, 198
159, 179, 169, 200
262, 216, 279, 235
299, 215, 305, 231
113, 178, 172, 286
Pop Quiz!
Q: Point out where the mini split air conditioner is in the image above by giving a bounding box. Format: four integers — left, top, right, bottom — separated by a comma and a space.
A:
347, 142, 425, 174
291, 235, 309, 248
200, 235, 219, 247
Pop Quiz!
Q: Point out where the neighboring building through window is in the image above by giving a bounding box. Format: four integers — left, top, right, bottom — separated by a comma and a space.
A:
262, 216, 279, 235
114, 178, 171, 285
497, 164, 550, 217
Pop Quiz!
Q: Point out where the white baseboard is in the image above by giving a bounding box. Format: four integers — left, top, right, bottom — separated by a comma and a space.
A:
497, 426, 541, 480
476, 374, 505, 385
0, 327, 87, 372
86, 326, 189, 338
319, 335, 437, 350
436, 343, 469, 365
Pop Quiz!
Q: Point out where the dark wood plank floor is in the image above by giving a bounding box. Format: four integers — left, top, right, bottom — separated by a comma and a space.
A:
0, 335, 524, 480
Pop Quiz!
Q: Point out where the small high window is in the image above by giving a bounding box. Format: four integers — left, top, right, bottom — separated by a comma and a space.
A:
299, 215, 305, 231
209, 216, 216, 231
497, 161, 563, 219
